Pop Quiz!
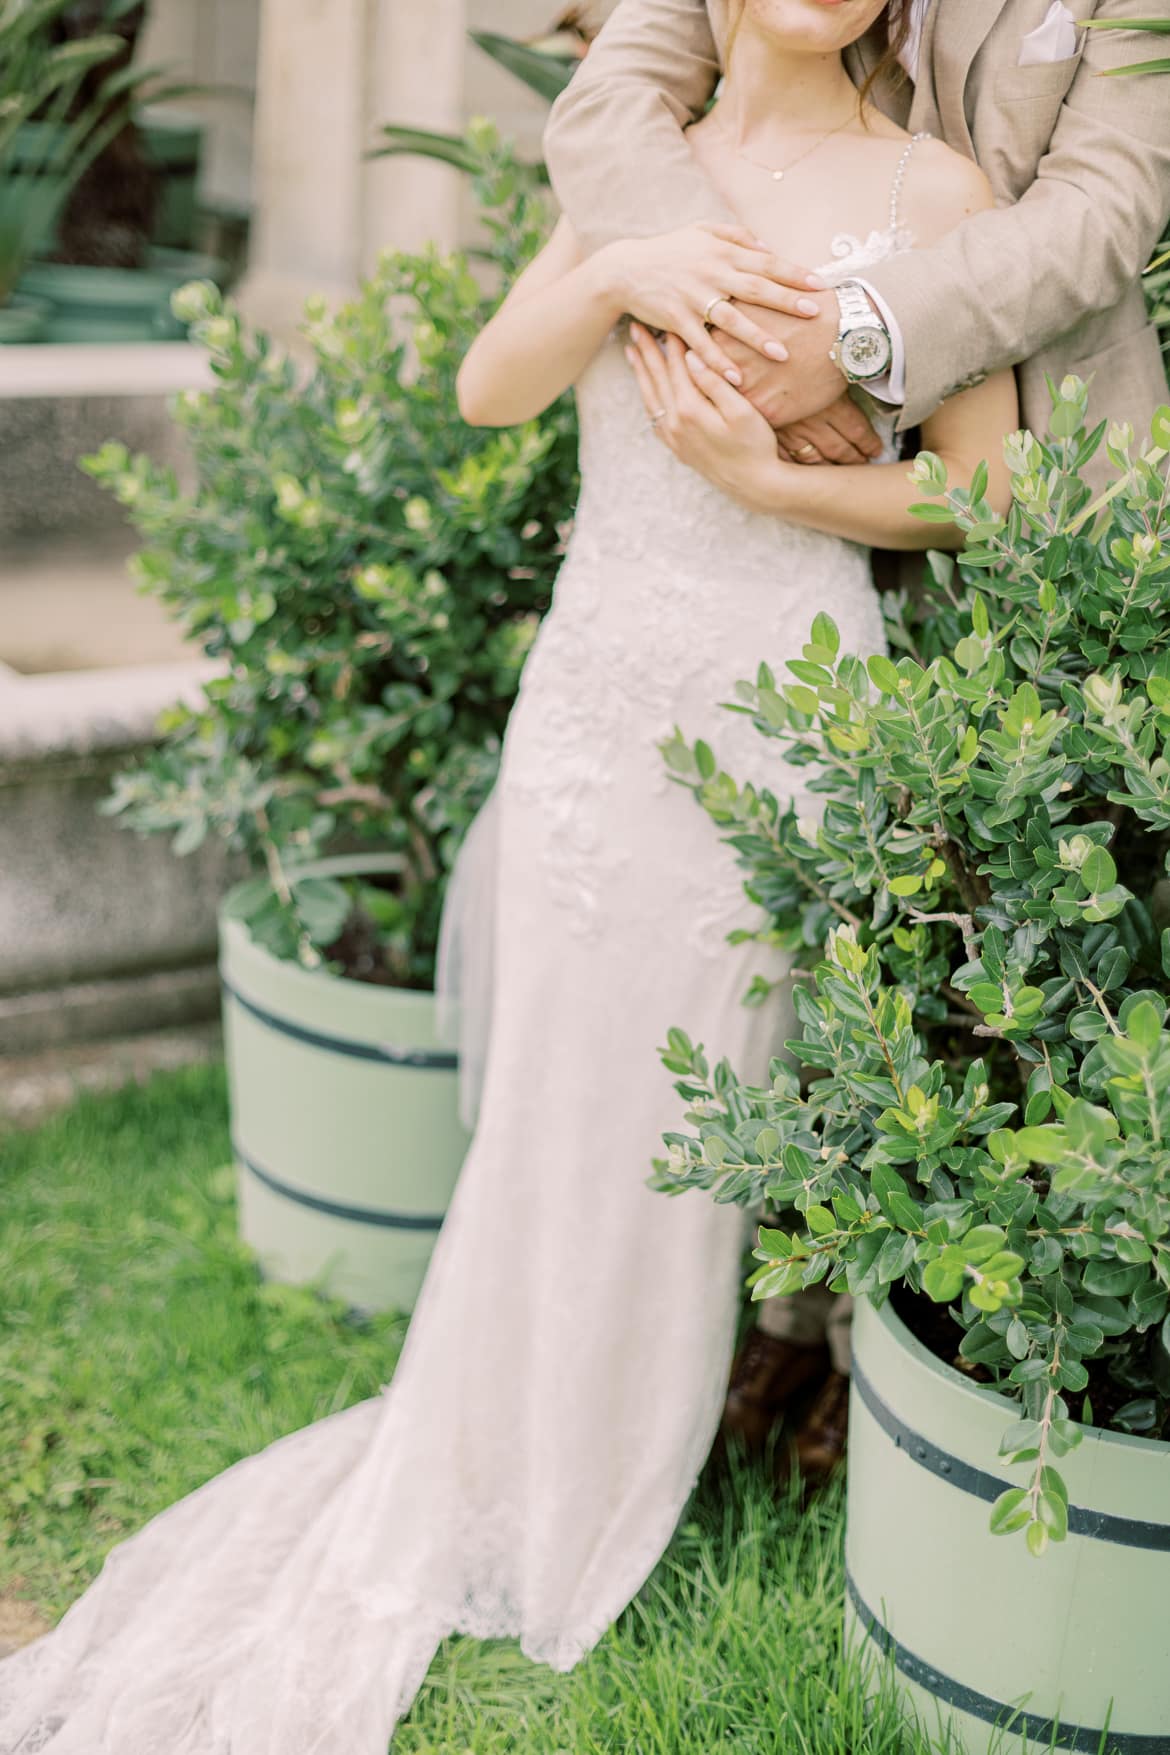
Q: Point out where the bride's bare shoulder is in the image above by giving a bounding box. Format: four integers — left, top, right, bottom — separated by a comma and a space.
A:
897, 135, 996, 243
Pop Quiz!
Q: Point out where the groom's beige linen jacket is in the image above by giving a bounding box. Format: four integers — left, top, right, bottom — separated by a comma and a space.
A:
545, 0, 1170, 439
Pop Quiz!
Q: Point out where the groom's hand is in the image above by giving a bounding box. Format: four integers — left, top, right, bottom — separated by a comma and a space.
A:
776, 395, 884, 467
715, 295, 841, 423
713, 297, 883, 463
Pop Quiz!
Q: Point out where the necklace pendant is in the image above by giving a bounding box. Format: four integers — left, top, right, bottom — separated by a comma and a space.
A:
772, 168, 784, 181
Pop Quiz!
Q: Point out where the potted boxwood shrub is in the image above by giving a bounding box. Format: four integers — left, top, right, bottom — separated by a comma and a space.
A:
87, 130, 578, 1313
654, 380, 1170, 1752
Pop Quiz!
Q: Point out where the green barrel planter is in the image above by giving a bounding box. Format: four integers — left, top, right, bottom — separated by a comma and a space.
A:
17, 249, 227, 344
219, 855, 471, 1314
0, 292, 52, 343
846, 1296, 1170, 1754
138, 109, 205, 251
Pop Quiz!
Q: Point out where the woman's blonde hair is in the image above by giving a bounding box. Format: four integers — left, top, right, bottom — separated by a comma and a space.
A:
724, 1, 911, 109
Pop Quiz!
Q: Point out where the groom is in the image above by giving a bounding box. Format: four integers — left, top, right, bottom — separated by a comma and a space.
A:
545, 0, 1170, 1479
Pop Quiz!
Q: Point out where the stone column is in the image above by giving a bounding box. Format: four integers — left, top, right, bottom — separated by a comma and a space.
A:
364, 0, 468, 271
238, 0, 468, 340
139, 0, 261, 215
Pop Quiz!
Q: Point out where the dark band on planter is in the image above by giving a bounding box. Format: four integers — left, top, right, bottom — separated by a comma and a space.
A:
846, 1569, 1170, 1754
852, 1360, 1170, 1552
235, 1140, 447, 1232
221, 976, 459, 1069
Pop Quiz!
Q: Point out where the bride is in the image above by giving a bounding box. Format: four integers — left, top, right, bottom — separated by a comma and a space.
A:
0, 3, 1018, 1750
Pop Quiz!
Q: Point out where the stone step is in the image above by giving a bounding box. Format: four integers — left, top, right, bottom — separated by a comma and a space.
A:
0, 341, 213, 401
0, 531, 194, 676
0, 343, 208, 545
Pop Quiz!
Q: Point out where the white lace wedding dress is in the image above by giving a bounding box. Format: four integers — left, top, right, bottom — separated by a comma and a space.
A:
0, 151, 920, 1754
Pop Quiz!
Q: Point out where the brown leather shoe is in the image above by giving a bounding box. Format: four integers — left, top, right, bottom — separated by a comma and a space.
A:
785, 1369, 850, 1490
720, 1329, 831, 1455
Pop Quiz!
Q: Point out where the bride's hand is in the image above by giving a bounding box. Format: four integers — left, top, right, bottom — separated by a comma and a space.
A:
599, 225, 825, 384
625, 324, 783, 511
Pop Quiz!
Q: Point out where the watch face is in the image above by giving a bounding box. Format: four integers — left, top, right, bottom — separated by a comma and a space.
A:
841, 324, 892, 380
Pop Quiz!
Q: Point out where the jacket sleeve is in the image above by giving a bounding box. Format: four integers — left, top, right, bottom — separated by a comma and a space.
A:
866, 0, 1170, 428
543, 0, 733, 250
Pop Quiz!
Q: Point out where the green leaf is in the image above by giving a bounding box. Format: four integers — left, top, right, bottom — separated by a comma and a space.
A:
923, 1259, 965, 1303
755, 1227, 794, 1261
887, 1191, 924, 1232
960, 1225, 1008, 1263
969, 983, 1005, 1013
1100, 56, 1170, 77
809, 612, 840, 659
969, 460, 989, 505
990, 1488, 1032, 1535
998, 1418, 1042, 1458
469, 32, 577, 102
1081, 1260, 1146, 1297
866, 655, 902, 695
785, 685, 820, 717
369, 126, 481, 172
751, 1261, 806, 1300
1080, 846, 1117, 893
1011, 1126, 1069, 1166
1126, 998, 1164, 1051
291, 876, 352, 945
1026, 1520, 1050, 1558
787, 659, 834, 688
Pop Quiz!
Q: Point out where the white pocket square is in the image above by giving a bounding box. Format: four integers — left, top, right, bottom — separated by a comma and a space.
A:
1018, 1, 1079, 65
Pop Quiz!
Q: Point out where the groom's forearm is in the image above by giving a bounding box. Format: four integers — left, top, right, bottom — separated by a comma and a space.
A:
544, 0, 732, 251
864, 5, 1170, 430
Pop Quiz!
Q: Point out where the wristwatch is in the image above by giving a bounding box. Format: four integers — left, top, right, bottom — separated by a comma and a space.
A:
829, 281, 893, 384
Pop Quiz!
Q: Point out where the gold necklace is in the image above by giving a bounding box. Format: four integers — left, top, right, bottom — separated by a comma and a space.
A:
711, 108, 858, 182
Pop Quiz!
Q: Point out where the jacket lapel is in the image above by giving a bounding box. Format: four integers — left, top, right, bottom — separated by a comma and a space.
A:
921, 0, 1010, 155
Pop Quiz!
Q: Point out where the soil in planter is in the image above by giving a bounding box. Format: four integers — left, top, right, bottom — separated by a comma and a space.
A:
889, 1284, 989, 1381
322, 905, 399, 987
890, 1283, 1170, 1441
317, 871, 440, 991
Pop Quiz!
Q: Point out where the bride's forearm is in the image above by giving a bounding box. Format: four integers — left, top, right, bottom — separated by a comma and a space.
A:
747, 370, 1019, 549
456, 248, 628, 429
745, 453, 990, 552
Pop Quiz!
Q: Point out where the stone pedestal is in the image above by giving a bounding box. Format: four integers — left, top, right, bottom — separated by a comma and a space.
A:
0, 662, 238, 1056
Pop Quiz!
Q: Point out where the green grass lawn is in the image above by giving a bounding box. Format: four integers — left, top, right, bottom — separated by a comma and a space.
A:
1, 1063, 989, 1752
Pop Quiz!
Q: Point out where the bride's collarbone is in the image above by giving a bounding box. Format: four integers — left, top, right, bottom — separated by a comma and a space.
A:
689, 130, 920, 265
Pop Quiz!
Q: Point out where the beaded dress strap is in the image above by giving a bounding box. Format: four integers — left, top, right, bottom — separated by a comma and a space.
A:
888, 130, 933, 235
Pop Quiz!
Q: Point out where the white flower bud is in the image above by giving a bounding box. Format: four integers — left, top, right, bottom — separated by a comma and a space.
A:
1083, 672, 1123, 717
170, 279, 218, 326
1003, 430, 1041, 475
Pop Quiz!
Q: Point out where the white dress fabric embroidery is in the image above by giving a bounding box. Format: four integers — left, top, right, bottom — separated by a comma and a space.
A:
0, 217, 912, 1755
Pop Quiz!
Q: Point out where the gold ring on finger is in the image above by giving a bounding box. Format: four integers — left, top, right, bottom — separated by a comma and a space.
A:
797, 443, 818, 459
702, 292, 729, 327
